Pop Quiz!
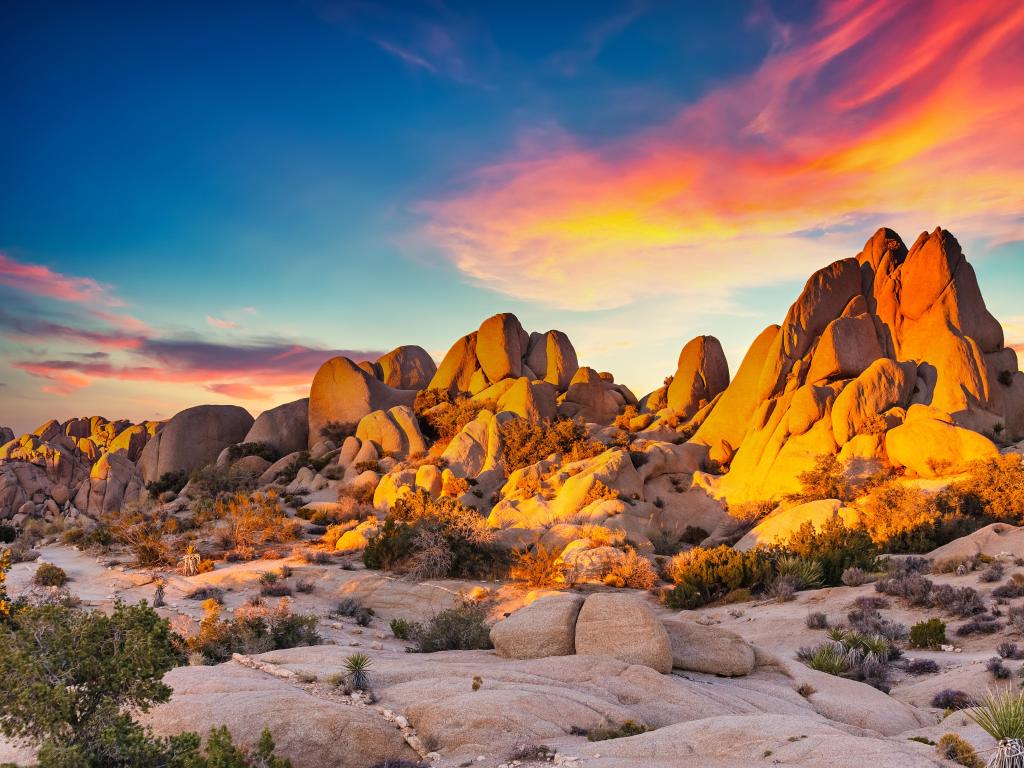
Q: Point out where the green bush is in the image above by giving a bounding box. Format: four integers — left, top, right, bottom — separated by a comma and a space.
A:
226, 441, 280, 464
33, 562, 68, 587
417, 394, 495, 444
390, 618, 414, 640
363, 491, 509, 580
145, 470, 187, 499
187, 598, 319, 664
663, 545, 775, 609
499, 417, 606, 474
785, 453, 854, 503
784, 518, 876, 586
909, 618, 947, 648
585, 720, 649, 741
405, 600, 493, 653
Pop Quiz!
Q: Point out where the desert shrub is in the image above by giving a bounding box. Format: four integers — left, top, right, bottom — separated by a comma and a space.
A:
805, 611, 829, 629
847, 609, 907, 651
727, 499, 775, 524
663, 545, 774, 609
856, 481, 941, 551
499, 417, 606, 474
0, 525, 16, 544
603, 548, 658, 590
774, 555, 823, 590
0, 550, 12, 624
33, 562, 68, 587
331, 598, 374, 626
936, 733, 984, 768
875, 573, 934, 605
883, 555, 932, 577
1009, 605, 1024, 634
585, 720, 649, 741
905, 658, 939, 675
186, 586, 224, 602
145, 470, 188, 499
784, 518, 877, 586
841, 567, 872, 586
405, 600, 492, 653
613, 405, 639, 432
364, 491, 508, 580
986, 656, 1012, 679
418, 395, 495, 445
767, 576, 798, 602
226, 441, 280, 464
212, 491, 301, 556
999, 642, 1023, 659
932, 689, 976, 710
786, 453, 854, 503
0, 600, 191, 766
797, 637, 892, 691
187, 597, 319, 663
510, 541, 566, 588
930, 584, 986, 617
189, 463, 259, 498
852, 595, 889, 610
390, 617, 414, 640
980, 563, 1006, 583
909, 618, 947, 648
956, 615, 1001, 636
581, 479, 620, 507
340, 652, 372, 692
196, 726, 292, 768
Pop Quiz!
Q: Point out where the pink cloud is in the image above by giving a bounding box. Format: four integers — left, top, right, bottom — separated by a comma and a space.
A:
419, 0, 1024, 310
206, 382, 267, 399
205, 315, 240, 329
0, 252, 122, 306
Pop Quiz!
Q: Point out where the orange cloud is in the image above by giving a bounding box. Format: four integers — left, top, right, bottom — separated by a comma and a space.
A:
421, 0, 1024, 310
0, 252, 121, 306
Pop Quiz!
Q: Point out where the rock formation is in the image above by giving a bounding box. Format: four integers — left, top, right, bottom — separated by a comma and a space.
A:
244, 398, 309, 455
138, 404, 253, 483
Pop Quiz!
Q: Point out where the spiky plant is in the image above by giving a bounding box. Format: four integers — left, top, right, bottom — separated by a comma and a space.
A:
343, 652, 373, 691
804, 643, 850, 676
967, 689, 1024, 767
179, 544, 201, 577
775, 555, 824, 590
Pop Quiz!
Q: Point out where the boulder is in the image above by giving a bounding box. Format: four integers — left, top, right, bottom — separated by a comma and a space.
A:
137, 405, 253, 483
428, 333, 479, 394
308, 357, 415, 448
106, 423, 151, 462
735, 499, 860, 550
561, 367, 624, 424
355, 406, 427, 458
662, 617, 755, 676
885, 417, 999, 477
831, 358, 915, 446
0, 426, 14, 446
490, 592, 584, 659
666, 336, 730, 420
375, 345, 437, 390
497, 377, 557, 422
805, 313, 884, 384
574, 593, 672, 673
476, 313, 527, 383
74, 451, 144, 516
244, 398, 309, 455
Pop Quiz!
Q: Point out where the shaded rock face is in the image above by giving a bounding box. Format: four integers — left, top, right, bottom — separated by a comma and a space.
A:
428, 313, 581, 398
244, 398, 309, 455
138, 404, 253, 483
574, 593, 672, 673
0, 426, 14, 446
308, 357, 416, 448
491, 592, 584, 659
374, 345, 437, 390
697, 227, 1021, 501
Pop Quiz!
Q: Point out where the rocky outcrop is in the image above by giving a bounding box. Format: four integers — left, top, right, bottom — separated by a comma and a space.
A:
697, 227, 1024, 502
559, 367, 635, 424
428, 314, 580, 396
374, 345, 437, 390
73, 452, 144, 516
662, 616, 755, 676
355, 406, 428, 458
308, 357, 416, 447
244, 398, 309, 455
137, 404, 253, 483
0, 426, 14, 446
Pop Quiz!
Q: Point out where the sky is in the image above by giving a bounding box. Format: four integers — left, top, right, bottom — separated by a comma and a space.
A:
2, 0, 1024, 435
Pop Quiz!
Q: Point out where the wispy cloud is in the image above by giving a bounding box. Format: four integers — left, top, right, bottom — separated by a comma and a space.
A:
0, 251, 120, 306
419, 0, 1024, 310
205, 314, 240, 329
549, 1, 647, 76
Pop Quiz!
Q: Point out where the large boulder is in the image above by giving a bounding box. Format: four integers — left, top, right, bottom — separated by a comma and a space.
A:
735, 499, 860, 550
244, 398, 309, 455
428, 333, 479, 394
490, 592, 584, 659
560, 367, 627, 424
73, 451, 144, 516
574, 593, 672, 673
476, 313, 527, 383
666, 336, 730, 420
375, 345, 437, 390
106, 423, 152, 462
496, 377, 557, 422
831, 358, 915, 446
355, 406, 428, 458
137, 405, 253, 483
885, 416, 999, 477
662, 616, 755, 676
308, 357, 415, 447
0, 426, 15, 446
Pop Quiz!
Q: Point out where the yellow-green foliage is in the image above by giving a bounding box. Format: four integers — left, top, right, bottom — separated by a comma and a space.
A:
604, 548, 658, 590
510, 541, 566, 588
936, 733, 983, 767
664, 545, 774, 609
418, 394, 496, 445
613, 405, 639, 431
581, 479, 620, 507
784, 517, 876, 586
500, 417, 606, 474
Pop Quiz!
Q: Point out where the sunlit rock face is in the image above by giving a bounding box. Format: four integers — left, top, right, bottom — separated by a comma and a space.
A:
695, 227, 1024, 502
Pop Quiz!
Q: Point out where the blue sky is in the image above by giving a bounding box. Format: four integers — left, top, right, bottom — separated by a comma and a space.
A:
2, 0, 1023, 434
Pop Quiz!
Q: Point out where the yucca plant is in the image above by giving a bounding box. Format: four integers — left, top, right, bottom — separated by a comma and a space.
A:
967, 689, 1024, 767
775, 555, 823, 590
343, 652, 373, 691
804, 643, 850, 676
179, 544, 201, 577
